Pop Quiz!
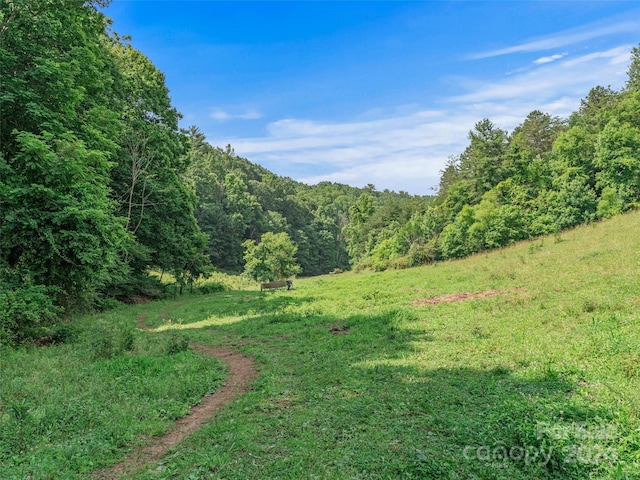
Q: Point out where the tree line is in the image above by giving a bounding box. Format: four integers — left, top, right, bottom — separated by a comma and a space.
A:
349, 49, 640, 271
0, 0, 374, 343
1, 0, 639, 343
1, 0, 207, 342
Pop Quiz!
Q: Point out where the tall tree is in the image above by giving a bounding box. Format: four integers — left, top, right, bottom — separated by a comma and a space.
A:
459, 119, 509, 202
625, 45, 640, 92
106, 38, 209, 281
594, 119, 640, 207
0, 0, 128, 320
507, 111, 565, 176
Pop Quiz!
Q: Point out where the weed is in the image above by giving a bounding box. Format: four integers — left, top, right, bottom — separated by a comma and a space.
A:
165, 334, 189, 355
9, 398, 30, 424
528, 240, 544, 254
582, 300, 598, 313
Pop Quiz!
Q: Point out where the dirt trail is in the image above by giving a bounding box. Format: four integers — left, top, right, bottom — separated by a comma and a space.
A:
411, 289, 503, 306
411, 288, 524, 306
96, 315, 257, 479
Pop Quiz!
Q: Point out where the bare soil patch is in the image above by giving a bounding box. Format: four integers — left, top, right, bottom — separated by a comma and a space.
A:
329, 325, 350, 335
411, 289, 504, 306
96, 315, 257, 479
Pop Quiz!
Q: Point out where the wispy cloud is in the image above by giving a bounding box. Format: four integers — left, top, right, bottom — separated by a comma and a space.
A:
209, 45, 632, 194
210, 108, 262, 121
534, 53, 567, 65
452, 46, 630, 104
471, 19, 639, 59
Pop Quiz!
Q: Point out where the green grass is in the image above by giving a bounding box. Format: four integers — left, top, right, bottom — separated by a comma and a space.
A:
3, 212, 640, 479
0, 311, 226, 480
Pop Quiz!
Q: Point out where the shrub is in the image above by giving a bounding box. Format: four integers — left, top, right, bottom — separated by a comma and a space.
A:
88, 320, 137, 360
197, 281, 227, 294
597, 186, 625, 219
0, 284, 62, 345
406, 240, 438, 267
165, 334, 189, 355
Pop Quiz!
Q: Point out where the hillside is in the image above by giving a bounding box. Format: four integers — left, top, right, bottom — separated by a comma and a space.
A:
2, 210, 639, 479
3, 0, 639, 347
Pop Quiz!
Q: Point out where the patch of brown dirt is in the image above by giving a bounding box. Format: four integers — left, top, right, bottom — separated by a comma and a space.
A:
411, 289, 504, 306
97, 315, 257, 479
136, 313, 148, 330
329, 325, 350, 335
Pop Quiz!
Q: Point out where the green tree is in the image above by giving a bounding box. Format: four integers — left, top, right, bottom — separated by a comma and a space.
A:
342, 188, 376, 263
506, 110, 566, 181
242, 232, 301, 283
532, 170, 597, 234
0, 132, 128, 311
625, 45, 640, 92
0, 0, 129, 328
459, 119, 509, 202
105, 38, 210, 288
596, 186, 625, 219
594, 119, 640, 206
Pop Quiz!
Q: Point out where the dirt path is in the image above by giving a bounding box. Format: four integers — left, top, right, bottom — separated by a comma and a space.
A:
411, 289, 503, 305
96, 315, 257, 479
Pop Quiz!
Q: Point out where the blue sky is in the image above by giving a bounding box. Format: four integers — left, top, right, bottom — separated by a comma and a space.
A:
105, 1, 640, 195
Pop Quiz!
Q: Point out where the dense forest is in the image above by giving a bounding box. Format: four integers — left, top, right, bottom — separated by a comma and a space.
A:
1, 0, 639, 344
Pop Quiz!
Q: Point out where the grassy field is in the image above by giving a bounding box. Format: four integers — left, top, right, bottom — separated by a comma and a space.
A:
2, 211, 640, 479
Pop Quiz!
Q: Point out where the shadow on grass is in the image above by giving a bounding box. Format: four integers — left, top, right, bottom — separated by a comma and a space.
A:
137, 290, 318, 331
143, 307, 620, 480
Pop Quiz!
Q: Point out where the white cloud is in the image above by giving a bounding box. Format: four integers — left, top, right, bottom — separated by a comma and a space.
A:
209, 45, 632, 195
471, 18, 639, 59
534, 53, 567, 65
210, 108, 262, 122
451, 46, 631, 105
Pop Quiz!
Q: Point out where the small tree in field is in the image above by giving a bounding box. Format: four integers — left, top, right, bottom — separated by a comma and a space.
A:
242, 232, 301, 282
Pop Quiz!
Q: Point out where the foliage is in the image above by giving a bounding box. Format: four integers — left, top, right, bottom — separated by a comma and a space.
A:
242, 231, 301, 282
596, 186, 625, 219
594, 119, 640, 206
2, 0, 640, 342
4, 212, 640, 478
0, 282, 62, 345
0, 131, 129, 313
346, 45, 640, 270
185, 129, 358, 275
0, 309, 225, 479
0, 0, 209, 338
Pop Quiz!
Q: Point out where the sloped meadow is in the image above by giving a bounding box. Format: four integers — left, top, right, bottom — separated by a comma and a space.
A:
2, 211, 640, 479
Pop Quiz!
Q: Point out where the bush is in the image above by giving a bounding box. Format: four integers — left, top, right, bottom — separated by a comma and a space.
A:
406, 240, 438, 267
88, 320, 137, 360
388, 256, 409, 270
103, 272, 165, 304
0, 284, 62, 345
165, 334, 189, 355
597, 186, 625, 219
197, 281, 227, 294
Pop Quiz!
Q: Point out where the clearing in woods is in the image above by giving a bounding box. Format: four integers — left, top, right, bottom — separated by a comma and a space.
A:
1, 211, 639, 479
